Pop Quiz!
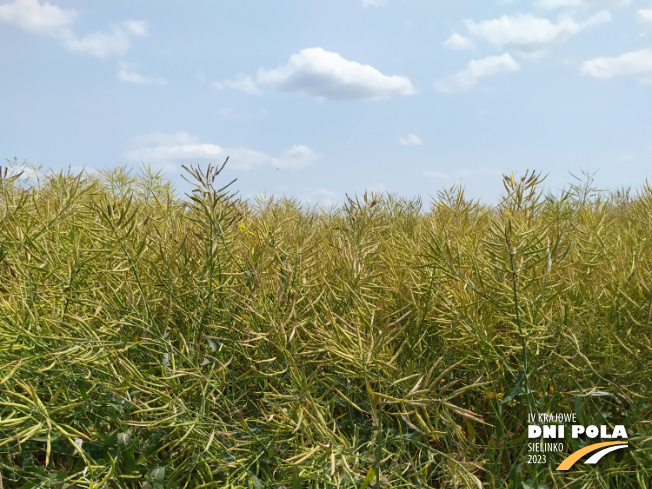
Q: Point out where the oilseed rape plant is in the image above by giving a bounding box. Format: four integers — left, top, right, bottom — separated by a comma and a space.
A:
0, 161, 649, 488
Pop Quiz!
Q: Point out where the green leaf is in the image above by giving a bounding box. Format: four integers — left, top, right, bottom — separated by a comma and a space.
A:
574, 396, 584, 425
150, 465, 165, 481
251, 473, 263, 489
501, 370, 525, 406
523, 480, 549, 489
292, 466, 301, 489
359, 466, 376, 489
588, 391, 621, 403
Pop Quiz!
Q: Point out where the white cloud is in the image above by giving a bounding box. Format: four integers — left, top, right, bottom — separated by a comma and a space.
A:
535, 0, 584, 9
62, 20, 148, 58
126, 132, 320, 171
0, 0, 75, 35
639, 6, 652, 25
4, 161, 45, 187
122, 19, 148, 36
536, 0, 631, 9
279, 145, 321, 168
444, 32, 474, 50
464, 11, 610, 54
118, 62, 166, 85
434, 53, 520, 93
254, 47, 416, 101
0, 0, 147, 58
215, 48, 415, 101
580, 48, 652, 78
225, 148, 279, 170
213, 73, 261, 95
132, 132, 199, 146
399, 134, 422, 146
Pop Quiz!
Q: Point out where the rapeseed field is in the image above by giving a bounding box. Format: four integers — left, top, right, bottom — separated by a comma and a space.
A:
0, 162, 649, 488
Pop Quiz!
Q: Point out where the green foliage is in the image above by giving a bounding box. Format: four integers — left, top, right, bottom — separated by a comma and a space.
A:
0, 163, 649, 488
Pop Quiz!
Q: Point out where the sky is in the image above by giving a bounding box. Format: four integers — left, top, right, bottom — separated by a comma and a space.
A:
2, 0, 652, 206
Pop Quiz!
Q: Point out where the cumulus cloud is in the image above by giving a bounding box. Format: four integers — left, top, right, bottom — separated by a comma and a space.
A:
126, 132, 320, 171
580, 48, 652, 79
434, 53, 520, 93
61, 20, 148, 58
639, 6, 652, 25
535, 0, 584, 9
444, 33, 474, 50
464, 11, 610, 55
213, 73, 261, 95
262, 48, 414, 100
131, 132, 198, 146
0, 0, 147, 58
117, 62, 166, 85
256, 48, 416, 100
216, 47, 415, 101
399, 134, 422, 146
0, 0, 75, 34
536, 0, 631, 9
122, 19, 147, 36
280, 145, 321, 168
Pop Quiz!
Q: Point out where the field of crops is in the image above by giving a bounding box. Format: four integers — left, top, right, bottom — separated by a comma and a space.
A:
0, 162, 650, 488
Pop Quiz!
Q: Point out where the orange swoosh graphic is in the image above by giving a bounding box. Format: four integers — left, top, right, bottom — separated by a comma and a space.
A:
557, 441, 628, 471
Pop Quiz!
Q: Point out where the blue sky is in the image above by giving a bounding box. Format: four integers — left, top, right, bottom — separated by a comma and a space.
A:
2, 0, 651, 205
